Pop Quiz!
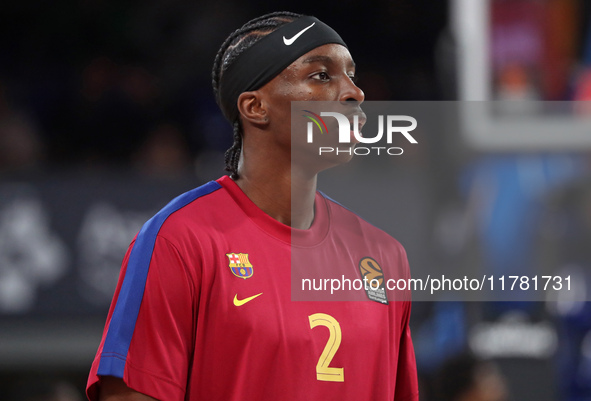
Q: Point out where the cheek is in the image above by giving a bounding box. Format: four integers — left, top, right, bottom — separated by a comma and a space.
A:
281, 87, 331, 102
275, 81, 312, 100
274, 70, 318, 101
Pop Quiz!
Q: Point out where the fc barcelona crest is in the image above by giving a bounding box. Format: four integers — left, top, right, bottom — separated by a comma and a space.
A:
227, 253, 254, 279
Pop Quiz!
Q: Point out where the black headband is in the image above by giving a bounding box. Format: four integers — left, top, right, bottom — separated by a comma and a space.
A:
219, 16, 347, 122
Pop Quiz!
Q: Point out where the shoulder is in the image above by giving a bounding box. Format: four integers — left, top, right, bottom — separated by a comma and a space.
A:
134, 178, 237, 250
320, 192, 410, 278
321, 191, 405, 249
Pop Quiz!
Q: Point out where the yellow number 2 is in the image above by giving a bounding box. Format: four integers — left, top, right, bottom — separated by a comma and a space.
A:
308, 313, 344, 382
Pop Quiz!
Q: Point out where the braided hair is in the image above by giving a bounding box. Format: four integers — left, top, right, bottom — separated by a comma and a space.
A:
212, 11, 303, 179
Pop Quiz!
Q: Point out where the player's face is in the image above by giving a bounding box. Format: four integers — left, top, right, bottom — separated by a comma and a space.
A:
258, 44, 366, 172
265, 43, 364, 103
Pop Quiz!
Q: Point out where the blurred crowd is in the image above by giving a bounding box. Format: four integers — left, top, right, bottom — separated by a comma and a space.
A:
0, 0, 446, 176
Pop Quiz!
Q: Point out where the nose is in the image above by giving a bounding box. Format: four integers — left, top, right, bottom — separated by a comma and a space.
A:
339, 76, 365, 104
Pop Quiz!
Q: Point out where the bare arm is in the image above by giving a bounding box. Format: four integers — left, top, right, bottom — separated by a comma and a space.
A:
98, 376, 159, 401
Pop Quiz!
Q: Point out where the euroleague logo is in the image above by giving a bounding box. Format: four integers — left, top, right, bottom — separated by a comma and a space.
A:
302, 110, 418, 156
358, 257, 388, 304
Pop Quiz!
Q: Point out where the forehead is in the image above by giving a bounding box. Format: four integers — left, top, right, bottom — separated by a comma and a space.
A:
289, 43, 355, 70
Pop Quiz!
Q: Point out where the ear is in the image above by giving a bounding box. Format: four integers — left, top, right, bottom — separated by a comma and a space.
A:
237, 91, 269, 126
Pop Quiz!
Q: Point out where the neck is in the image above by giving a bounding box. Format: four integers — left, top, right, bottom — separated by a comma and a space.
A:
234, 160, 317, 230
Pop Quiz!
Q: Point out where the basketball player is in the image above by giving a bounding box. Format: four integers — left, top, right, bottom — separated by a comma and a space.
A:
87, 11, 418, 401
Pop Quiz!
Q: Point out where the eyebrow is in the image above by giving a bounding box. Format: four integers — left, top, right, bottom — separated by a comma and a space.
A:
302, 55, 356, 69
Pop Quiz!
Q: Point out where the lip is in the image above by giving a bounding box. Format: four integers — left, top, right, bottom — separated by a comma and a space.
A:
345, 109, 367, 143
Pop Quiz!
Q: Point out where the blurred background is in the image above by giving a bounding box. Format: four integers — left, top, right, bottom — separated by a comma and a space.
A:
1, 0, 591, 400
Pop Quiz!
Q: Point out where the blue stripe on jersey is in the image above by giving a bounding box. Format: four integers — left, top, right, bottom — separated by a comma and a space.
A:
318, 190, 349, 211
97, 180, 222, 378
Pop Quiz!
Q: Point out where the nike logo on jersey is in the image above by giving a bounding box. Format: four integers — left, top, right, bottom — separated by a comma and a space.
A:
233, 293, 263, 306
283, 22, 315, 45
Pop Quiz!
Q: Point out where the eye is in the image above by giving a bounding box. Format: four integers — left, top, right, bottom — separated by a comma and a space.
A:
348, 73, 358, 83
312, 71, 331, 81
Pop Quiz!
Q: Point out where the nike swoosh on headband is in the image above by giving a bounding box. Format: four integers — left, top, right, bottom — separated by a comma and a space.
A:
283, 22, 316, 45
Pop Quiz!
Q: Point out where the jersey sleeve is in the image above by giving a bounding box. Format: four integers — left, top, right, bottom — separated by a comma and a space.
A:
87, 233, 197, 401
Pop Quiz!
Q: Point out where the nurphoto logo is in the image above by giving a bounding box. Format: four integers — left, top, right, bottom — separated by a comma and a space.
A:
303, 110, 418, 156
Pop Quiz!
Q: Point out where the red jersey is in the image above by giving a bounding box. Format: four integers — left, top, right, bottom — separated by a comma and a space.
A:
87, 175, 418, 401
